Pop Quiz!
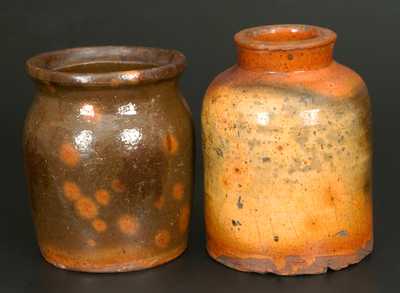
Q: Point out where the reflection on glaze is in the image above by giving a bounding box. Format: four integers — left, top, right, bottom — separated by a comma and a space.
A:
79, 104, 95, 118
300, 109, 320, 126
74, 75, 92, 83
256, 112, 270, 126
118, 102, 137, 116
121, 72, 140, 81
74, 130, 93, 151
120, 128, 142, 150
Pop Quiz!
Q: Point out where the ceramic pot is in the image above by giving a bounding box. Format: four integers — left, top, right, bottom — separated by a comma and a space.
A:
24, 46, 193, 272
202, 25, 373, 275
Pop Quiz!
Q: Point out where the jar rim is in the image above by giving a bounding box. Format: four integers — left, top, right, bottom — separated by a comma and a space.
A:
26, 46, 186, 87
234, 24, 337, 51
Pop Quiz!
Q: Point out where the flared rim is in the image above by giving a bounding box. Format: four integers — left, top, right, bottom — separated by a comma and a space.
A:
26, 46, 186, 87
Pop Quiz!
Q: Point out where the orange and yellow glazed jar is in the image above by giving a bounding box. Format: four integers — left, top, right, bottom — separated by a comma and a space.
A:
202, 25, 373, 275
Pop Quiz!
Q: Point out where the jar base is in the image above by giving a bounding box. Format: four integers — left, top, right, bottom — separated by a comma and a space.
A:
40, 243, 187, 273
207, 240, 372, 275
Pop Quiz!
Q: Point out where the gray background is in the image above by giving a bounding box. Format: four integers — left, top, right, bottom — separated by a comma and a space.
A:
1, 0, 398, 292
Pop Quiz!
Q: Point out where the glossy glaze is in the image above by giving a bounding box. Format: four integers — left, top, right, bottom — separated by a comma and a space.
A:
24, 46, 193, 272
202, 25, 373, 275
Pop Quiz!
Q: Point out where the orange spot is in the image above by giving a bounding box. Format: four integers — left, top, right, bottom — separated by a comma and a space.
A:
118, 215, 138, 235
163, 133, 178, 155
59, 143, 80, 167
86, 239, 96, 247
222, 177, 229, 187
172, 182, 185, 200
74, 197, 98, 219
47, 84, 56, 93
111, 179, 126, 193
95, 189, 110, 206
92, 218, 107, 232
154, 195, 165, 210
155, 229, 171, 248
179, 205, 190, 233
111, 79, 121, 87
63, 181, 82, 201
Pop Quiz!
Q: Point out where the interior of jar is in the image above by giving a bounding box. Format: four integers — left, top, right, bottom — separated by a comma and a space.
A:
251, 26, 319, 42
55, 61, 158, 74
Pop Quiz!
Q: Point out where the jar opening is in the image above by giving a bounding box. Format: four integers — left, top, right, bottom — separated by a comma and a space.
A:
235, 25, 337, 72
56, 61, 158, 74
234, 24, 336, 51
252, 26, 318, 42
26, 46, 186, 87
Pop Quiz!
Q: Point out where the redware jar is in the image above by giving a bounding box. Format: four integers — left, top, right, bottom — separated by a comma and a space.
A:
202, 25, 373, 275
24, 46, 193, 272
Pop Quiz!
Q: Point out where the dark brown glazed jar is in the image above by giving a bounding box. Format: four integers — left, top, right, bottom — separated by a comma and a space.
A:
24, 46, 193, 272
202, 25, 373, 275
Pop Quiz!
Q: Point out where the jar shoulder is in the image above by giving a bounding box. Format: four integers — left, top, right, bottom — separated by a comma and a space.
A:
24, 91, 193, 156
203, 62, 369, 105
202, 62, 370, 130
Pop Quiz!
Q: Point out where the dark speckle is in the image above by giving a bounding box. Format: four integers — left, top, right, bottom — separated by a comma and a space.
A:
262, 156, 271, 163
363, 180, 371, 194
232, 220, 242, 226
288, 54, 293, 60
273, 235, 279, 242
237, 196, 243, 209
215, 147, 223, 158
336, 230, 349, 237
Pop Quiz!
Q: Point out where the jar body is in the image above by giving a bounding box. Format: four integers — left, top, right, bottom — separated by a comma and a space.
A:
24, 80, 193, 272
202, 62, 373, 275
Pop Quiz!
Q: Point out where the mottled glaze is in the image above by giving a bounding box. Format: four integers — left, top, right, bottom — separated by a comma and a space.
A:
202, 25, 373, 275
24, 46, 193, 272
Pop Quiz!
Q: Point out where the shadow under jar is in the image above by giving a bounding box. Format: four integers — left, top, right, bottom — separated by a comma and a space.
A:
24, 46, 193, 272
202, 25, 373, 275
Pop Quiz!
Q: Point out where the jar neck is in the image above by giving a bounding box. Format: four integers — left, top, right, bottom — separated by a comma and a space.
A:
234, 25, 337, 72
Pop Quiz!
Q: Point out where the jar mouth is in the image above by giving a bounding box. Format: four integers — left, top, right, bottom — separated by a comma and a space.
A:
26, 46, 186, 87
234, 24, 336, 51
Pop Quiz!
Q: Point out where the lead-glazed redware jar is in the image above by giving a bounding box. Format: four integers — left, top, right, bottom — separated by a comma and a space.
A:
24, 46, 193, 272
202, 25, 373, 275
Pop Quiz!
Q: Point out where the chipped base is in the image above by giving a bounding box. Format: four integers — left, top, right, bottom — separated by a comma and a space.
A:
40, 243, 187, 273
207, 240, 372, 276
